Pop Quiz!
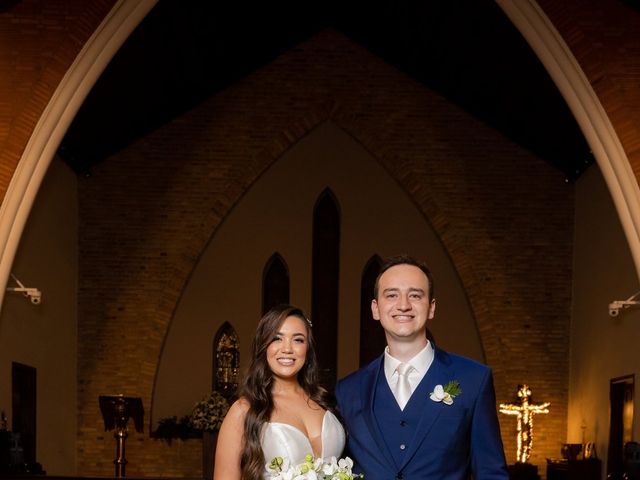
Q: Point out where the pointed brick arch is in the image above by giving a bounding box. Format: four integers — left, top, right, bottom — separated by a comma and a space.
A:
149, 104, 501, 397
151, 104, 497, 377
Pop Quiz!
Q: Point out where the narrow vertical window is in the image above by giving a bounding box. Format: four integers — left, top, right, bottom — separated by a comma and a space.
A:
359, 255, 385, 367
212, 322, 239, 399
311, 188, 340, 387
262, 252, 290, 314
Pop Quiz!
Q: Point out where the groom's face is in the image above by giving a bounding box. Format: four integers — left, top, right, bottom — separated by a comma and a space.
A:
371, 264, 435, 343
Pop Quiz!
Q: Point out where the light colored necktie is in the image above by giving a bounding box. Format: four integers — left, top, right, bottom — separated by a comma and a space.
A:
394, 363, 414, 410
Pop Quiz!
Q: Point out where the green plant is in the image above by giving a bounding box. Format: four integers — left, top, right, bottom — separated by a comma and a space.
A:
190, 391, 230, 432
153, 415, 194, 443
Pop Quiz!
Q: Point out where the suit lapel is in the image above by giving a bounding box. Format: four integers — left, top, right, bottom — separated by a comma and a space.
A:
359, 355, 398, 469
399, 347, 454, 470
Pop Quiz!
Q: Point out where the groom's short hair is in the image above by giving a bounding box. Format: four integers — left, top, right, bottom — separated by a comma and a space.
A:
374, 254, 434, 302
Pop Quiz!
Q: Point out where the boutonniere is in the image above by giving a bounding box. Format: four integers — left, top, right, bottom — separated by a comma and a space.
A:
430, 380, 462, 405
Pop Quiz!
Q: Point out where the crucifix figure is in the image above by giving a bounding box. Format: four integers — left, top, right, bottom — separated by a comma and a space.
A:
500, 384, 550, 463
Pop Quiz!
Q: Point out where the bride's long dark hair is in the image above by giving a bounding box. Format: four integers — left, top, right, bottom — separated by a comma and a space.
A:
239, 304, 333, 480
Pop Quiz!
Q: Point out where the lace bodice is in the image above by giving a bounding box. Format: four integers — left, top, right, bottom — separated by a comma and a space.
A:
261, 410, 345, 469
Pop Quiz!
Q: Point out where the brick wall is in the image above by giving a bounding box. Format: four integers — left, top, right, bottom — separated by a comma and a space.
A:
2, 0, 639, 205
77, 30, 572, 475
0, 0, 116, 201
537, 0, 640, 178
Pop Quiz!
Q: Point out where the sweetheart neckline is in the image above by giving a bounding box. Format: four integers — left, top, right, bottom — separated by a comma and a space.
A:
267, 410, 330, 458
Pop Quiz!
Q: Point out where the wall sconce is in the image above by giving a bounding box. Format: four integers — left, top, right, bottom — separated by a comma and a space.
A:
5, 273, 41, 305
608, 291, 640, 317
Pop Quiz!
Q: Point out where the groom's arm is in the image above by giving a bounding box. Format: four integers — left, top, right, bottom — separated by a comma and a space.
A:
335, 375, 369, 477
335, 379, 357, 461
470, 368, 510, 480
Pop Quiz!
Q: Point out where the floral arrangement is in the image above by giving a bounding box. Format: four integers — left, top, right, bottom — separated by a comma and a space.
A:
266, 454, 363, 479
189, 391, 230, 432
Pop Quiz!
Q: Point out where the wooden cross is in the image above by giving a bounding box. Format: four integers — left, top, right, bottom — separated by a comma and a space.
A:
500, 384, 550, 463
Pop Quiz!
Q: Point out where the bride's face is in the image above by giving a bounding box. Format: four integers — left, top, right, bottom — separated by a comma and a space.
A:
266, 315, 309, 380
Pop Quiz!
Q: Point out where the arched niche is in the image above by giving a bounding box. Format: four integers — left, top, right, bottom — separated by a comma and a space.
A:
311, 188, 340, 386
359, 254, 384, 367
262, 252, 290, 314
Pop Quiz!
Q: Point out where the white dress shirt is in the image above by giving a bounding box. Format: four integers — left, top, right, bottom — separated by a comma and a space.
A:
384, 342, 435, 405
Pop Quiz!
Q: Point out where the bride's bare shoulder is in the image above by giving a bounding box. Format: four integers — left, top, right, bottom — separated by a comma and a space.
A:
218, 397, 250, 434
227, 397, 250, 418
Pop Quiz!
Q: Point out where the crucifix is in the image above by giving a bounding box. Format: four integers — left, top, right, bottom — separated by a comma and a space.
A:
500, 384, 550, 463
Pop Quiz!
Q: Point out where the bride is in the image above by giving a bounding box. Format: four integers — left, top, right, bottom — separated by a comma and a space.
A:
214, 305, 345, 480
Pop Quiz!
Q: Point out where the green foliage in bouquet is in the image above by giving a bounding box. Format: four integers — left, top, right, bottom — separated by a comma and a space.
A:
267, 454, 363, 479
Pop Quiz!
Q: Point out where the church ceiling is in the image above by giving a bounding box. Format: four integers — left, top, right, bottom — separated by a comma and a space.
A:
58, 0, 593, 181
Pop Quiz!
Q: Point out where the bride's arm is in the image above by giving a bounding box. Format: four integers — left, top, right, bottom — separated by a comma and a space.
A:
213, 398, 249, 480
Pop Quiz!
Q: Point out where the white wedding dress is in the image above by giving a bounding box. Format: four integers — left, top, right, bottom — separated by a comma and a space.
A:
261, 410, 345, 473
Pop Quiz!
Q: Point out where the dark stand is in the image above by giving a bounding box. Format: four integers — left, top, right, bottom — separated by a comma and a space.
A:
99, 396, 143, 478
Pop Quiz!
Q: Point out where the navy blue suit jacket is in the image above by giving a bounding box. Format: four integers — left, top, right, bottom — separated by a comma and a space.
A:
335, 346, 509, 480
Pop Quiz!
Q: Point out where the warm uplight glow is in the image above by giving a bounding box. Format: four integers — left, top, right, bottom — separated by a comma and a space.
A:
500, 384, 550, 463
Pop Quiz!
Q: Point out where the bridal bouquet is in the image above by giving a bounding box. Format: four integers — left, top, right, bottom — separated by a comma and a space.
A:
266, 454, 363, 479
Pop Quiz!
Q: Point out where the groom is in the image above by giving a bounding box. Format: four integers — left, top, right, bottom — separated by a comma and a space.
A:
335, 255, 509, 480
